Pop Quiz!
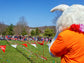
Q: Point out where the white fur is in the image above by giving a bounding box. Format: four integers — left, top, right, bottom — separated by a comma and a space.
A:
49, 4, 84, 55
51, 4, 84, 32
51, 4, 69, 12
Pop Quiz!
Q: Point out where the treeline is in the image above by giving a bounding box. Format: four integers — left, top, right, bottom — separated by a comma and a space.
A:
30, 27, 55, 37
0, 16, 55, 37
0, 16, 29, 35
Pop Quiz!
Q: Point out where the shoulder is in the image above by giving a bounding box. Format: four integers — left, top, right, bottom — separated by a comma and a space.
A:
59, 30, 76, 40
60, 30, 74, 35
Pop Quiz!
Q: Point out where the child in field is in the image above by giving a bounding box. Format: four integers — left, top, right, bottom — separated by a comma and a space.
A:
49, 4, 84, 63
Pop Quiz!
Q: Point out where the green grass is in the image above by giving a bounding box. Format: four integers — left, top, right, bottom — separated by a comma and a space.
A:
0, 40, 61, 63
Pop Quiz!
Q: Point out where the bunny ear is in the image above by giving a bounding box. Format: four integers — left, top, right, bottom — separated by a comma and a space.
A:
50, 4, 69, 12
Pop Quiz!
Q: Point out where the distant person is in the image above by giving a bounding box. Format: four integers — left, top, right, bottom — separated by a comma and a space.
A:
49, 37, 52, 43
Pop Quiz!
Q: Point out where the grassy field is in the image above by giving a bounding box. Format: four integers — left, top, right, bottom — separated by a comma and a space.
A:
0, 40, 61, 63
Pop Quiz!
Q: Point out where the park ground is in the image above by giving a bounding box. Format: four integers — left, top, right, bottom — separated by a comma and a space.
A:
0, 40, 61, 63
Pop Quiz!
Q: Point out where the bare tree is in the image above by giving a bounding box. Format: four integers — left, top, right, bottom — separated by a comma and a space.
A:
0, 22, 7, 35
14, 16, 29, 35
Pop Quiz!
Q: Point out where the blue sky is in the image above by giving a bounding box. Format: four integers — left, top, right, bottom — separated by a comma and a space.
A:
0, 0, 83, 27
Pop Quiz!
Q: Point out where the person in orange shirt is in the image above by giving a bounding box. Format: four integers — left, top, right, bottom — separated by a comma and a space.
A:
49, 4, 84, 63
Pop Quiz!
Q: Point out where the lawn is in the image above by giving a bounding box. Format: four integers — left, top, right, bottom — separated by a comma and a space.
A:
0, 40, 61, 63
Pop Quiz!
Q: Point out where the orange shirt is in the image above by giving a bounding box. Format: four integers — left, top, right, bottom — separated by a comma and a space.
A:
50, 30, 84, 63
